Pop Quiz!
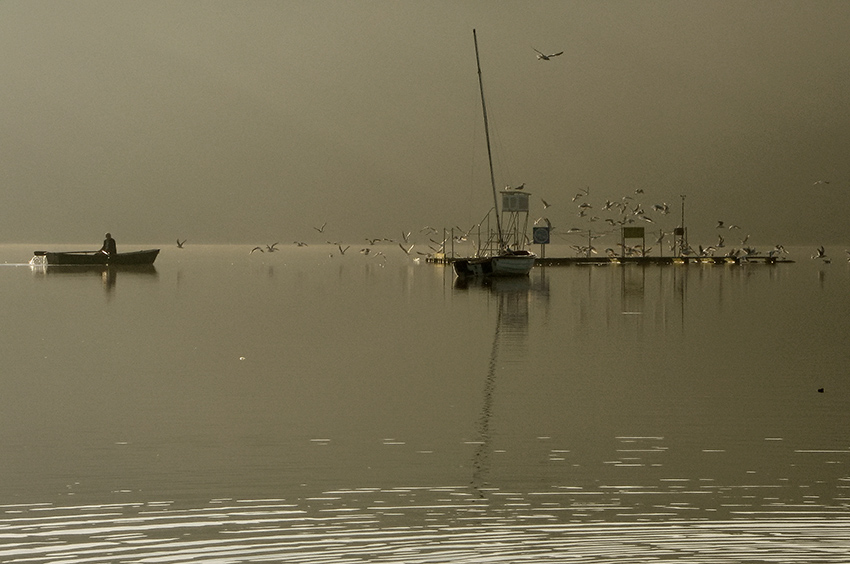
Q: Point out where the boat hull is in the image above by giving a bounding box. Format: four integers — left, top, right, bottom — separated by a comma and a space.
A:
454, 253, 535, 277
40, 249, 160, 266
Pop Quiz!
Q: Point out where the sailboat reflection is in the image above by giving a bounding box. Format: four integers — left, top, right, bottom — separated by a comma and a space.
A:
455, 275, 535, 495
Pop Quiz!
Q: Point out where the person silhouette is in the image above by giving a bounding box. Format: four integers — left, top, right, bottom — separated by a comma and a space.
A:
100, 232, 117, 257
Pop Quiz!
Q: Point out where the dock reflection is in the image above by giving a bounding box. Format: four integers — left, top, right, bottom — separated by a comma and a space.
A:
616, 264, 688, 332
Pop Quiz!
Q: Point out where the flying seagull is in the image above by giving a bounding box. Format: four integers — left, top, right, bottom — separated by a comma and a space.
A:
534, 48, 563, 61
313, 222, 327, 233
176, 239, 186, 248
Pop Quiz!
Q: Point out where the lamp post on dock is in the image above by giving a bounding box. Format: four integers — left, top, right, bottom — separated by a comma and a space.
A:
674, 194, 688, 257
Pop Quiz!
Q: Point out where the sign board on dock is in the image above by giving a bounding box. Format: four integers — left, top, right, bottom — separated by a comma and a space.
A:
533, 226, 550, 244
622, 227, 645, 239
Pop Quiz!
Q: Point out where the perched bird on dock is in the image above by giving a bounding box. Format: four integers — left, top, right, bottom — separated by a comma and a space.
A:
176, 239, 186, 248
533, 48, 563, 60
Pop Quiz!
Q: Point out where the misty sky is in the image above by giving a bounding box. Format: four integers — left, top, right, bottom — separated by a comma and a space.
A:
2, 1, 849, 247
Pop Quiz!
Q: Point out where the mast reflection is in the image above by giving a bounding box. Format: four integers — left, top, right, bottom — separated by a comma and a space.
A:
454, 276, 540, 496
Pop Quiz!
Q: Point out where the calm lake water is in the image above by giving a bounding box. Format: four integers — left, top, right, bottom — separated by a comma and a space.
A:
1, 243, 849, 562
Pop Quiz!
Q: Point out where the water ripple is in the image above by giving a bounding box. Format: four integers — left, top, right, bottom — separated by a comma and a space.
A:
2, 494, 850, 563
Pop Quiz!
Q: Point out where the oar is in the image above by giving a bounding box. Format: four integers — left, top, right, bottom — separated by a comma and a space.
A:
33, 250, 100, 256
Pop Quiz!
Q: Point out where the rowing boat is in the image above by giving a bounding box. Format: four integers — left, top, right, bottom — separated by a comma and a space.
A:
33, 249, 160, 266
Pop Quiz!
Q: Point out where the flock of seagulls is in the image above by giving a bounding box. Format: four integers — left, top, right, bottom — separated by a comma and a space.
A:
170, 201, 844, 264
509, 173, 849, 264
167, 174, 843, 264
527, 183, 814, 261
219, 221, 459, 262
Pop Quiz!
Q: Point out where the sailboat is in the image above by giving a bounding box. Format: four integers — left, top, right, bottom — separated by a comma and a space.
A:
454, 30, 536, 278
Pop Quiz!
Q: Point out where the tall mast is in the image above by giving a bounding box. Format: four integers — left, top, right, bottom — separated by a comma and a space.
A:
473, 29, 504, 248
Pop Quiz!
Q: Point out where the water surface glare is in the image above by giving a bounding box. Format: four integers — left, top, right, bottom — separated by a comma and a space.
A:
1, 243, 849, 562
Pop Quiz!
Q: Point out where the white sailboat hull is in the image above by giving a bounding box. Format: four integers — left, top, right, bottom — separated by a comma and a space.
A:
454, 252, 535, 277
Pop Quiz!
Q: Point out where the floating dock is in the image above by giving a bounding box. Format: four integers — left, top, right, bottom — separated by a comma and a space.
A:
428, 254, 793, 267
534, 255, 792, 266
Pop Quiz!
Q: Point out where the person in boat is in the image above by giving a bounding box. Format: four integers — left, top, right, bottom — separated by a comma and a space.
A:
100, 232, 117, 257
